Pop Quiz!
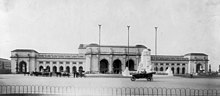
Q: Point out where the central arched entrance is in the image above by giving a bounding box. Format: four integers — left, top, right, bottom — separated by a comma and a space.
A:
113, 59, 122, 74
196, 64, 202, 73
126, 59, 135, 71
19, 61, 27, 73
100, 59, 109, 73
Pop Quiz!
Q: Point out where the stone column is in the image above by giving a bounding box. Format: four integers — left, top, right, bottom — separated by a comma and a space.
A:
108, 55, 113, 73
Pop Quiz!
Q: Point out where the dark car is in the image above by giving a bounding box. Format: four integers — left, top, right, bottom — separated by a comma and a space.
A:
131, 72, 156, 81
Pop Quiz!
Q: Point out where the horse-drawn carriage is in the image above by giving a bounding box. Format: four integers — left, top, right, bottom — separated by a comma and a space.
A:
131, 72, 156, 81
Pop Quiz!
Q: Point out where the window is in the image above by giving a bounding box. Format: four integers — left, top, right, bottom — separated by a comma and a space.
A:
53, 62, 56, 64
182, 63, 185, 66
166, 63, 169, 65
66, 62, 70, 64
46, 61, 50, 64
160, 63, 163, 65
79, 62, 83, 64
39, 61, 43, 64
59, 62, 63, 64
171, 63, 174, 65
177, 63, 180, 65
155, 63, 158, 65
72, 62, 76, 64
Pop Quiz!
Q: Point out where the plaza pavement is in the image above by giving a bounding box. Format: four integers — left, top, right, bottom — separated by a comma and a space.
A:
0, 74, 220, 89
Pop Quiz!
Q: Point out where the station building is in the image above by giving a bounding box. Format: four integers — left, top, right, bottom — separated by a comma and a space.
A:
10, 43, 209, 75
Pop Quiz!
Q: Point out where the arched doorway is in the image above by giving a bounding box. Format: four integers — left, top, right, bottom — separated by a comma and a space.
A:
171, 67, 174, 74
59, 66, 63, 72
19, 61, 27, 73
113, 59, 122, 74
72, 66, 76, 72
182, 67, 185, 74
126, 59, 135, 71
39, 66, 44, 72
154, 67, 158, 71
46, 66, 50, 72
160, 67, 163, 71
79, 66, 83, 71
177, 67, 180, 74
100, 59, 109, 73
66, 66, 70, 73
196, 64, 202, 73
53, 66, 57, 72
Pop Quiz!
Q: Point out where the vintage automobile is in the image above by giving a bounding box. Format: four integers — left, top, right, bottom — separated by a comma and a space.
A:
131, 72, 156, 81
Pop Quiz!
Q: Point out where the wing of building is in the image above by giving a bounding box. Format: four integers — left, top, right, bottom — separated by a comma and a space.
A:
10, 44, 208, 75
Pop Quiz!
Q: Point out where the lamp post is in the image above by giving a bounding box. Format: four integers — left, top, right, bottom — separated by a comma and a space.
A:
127, 26, 130, 70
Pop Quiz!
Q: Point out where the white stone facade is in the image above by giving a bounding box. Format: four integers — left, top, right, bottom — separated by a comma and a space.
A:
10, 44, 209, 75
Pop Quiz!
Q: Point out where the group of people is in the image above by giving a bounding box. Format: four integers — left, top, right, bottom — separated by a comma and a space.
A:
72, 70, 85, 78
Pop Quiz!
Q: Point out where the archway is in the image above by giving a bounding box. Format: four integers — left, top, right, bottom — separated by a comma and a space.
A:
59, 66, 63, 72
160, 67, 163, 71
126, 59, 135, 71
19, 61, 27, 73
154, 67, 158, 71
100, 59, 109, 73
177, 67, 180, 74
72, 66, 76, 72
39, 66, 43, 72
79, 66, 83, 71
53, 66, 57, 72
113, 59, 122, 74
171, 67, 174, 74
66, 66, 70, 73
182, 67, 185, 74
46, 66, 50, 72
196, 64, 202, 73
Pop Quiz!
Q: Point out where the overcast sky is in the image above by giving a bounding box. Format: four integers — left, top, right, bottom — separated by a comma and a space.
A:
0, 0, 220, 70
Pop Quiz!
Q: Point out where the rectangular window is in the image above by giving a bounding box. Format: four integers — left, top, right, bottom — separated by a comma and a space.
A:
53, 62, 56, 64
155, 63, 158, 65
171, 63, 175, 65
166, 63, 169, 65
177, 63, 180, 65
79, 62, 83, 64
46, 61, 50, 64
160, 63, 163, 65
72, 62, 76, 64
59, 62, 63, 64
66, 62, 70, 64
182, 63, 185, 66
39, 61, 43, 64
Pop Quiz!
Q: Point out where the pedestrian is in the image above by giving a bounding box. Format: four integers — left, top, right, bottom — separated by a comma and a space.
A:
73, 71, 76, 78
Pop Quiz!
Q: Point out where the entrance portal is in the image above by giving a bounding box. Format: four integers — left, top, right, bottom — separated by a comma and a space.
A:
126, 59, 135, 71
19, 61, 27, 73
113, 59, 122, 74
100, 59, 109, 73
196, 64, 202, 73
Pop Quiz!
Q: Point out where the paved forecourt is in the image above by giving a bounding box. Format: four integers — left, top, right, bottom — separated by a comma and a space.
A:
0, 74, 220, 89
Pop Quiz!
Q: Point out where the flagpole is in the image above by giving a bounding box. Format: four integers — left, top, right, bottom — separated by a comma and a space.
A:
127, 26, 130, 70
98, 24, 101, 73
154, 27, 158, 72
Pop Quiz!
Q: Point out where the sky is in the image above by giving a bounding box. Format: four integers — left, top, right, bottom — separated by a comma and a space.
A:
0, 0, 220, 70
